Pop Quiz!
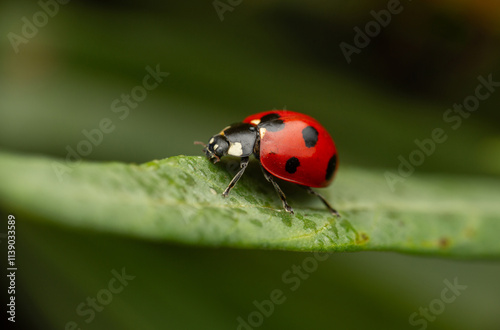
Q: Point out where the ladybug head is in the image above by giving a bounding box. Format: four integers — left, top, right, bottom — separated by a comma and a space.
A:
203, 134, 229, 164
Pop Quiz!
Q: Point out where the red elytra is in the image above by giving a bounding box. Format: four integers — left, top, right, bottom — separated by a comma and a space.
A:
243, 111, 338, 188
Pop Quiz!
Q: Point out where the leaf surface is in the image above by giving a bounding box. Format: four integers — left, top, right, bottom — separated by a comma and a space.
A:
1, 151, 499, 257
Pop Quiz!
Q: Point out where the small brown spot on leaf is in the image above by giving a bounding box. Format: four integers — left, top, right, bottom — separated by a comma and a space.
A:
356, 232, 369, 244
439, 237, 450, 249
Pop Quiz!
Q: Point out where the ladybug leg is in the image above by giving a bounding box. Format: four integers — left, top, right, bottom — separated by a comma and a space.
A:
261, 167, 294, 214
303, 186, 339, 217
222, 157, 249, 197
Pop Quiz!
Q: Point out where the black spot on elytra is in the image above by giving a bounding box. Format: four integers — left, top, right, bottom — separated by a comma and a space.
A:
259, 119, 285, 132
260, 113, 281, 122
285, 157, 300, 174
302, 126, 318, 148
325, 154, 337, 181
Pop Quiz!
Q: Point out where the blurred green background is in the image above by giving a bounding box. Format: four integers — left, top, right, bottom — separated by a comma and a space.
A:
1, 1, 500, 329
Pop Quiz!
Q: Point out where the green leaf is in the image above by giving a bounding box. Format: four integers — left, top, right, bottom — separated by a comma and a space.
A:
1, 150, 499, 257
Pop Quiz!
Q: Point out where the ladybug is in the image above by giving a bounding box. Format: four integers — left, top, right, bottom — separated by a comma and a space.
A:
197, 110, 339, 216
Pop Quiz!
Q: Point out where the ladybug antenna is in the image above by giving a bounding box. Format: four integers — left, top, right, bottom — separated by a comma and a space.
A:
194, 141, 206, 147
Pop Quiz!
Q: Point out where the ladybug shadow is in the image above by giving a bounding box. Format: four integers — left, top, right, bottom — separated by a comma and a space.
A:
216, 157, 320, 209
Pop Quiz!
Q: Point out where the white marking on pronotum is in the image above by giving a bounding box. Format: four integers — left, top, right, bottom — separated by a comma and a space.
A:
228, 142, 243, 156
213, 144, 219, 150
209, 137, 215, 144
250, 119, 260, 125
